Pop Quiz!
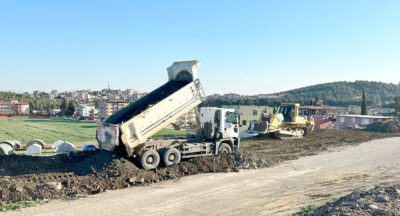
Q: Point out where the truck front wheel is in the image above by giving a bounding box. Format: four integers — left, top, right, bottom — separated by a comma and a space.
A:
139, 149, 160, 170
218, 143, 232, 154
162, 148, 181, 167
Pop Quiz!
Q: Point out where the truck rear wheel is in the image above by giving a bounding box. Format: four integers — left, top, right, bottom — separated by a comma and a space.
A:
139, 149, 160, 170
218, 143, 232, 154
162, 148, 181, 167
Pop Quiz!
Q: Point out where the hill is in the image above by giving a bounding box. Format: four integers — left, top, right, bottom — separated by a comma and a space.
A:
281, 81, 400, 106
206, 81, 400, 107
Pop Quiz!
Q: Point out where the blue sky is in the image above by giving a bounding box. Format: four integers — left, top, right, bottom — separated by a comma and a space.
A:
1, 0, 399, 95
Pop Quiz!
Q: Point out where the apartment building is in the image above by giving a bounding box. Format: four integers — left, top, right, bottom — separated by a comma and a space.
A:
99, 101, 129, 120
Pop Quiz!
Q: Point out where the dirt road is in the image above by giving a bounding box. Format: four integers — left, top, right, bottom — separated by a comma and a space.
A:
5, 137, 400, 216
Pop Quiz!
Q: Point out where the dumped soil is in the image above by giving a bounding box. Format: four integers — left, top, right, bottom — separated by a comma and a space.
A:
0, 129, 398, 204
299, 184, 400, 215
365, 120, 400, 133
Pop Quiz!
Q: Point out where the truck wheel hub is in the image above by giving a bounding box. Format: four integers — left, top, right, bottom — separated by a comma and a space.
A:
168, 154, 175, 161
146, 156, 154, 163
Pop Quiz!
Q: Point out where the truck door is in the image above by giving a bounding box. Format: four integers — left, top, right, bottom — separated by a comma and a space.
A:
224, 111, 239, 138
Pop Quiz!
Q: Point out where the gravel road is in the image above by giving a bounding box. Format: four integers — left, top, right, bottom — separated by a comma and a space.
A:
5, 137, 400, 216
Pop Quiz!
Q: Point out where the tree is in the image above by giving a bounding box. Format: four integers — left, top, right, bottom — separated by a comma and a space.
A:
67, 100, 76, 116
361, 90, 368, 115
394, 96, 400, 116
60, 98, 67, 116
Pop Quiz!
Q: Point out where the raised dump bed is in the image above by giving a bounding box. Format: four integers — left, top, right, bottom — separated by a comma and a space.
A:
105, 80, 190, 124
98, 61, 205, 155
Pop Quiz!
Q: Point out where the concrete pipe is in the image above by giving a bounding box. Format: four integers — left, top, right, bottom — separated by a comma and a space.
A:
0, 141, 15, 155
27, 139, 45, 149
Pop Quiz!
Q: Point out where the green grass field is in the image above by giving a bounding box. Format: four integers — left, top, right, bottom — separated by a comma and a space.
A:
0, 118, 186, 147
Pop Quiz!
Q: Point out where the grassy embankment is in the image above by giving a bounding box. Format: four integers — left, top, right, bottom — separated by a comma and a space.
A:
0, 118, 186, 151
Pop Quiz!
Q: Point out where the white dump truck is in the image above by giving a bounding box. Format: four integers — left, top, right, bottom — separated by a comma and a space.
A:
97, 60, 240, 170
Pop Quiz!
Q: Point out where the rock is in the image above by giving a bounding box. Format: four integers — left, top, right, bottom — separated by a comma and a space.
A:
394, 189, 400, 196
224, 168, 230, 173
368, 204, 379, 210
349, 193, 359, 200
375, 195, 389, 202
356, 198, 364, 203
11, 184, 23, 192
136, 178, 145, 184
378, 189, 385, 194
252, 162, 257, 167
128, 177, 136, 184
45, 182, 63, 190
348, 188, 361, 200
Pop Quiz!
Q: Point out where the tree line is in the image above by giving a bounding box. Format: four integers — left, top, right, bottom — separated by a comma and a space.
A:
0, 92, 60, 114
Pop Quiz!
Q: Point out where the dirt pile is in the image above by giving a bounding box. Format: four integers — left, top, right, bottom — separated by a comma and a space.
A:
0, 129, 397, 204
365, 120, 400, 133
299, 184, 400, 215
0, 151, 234, 204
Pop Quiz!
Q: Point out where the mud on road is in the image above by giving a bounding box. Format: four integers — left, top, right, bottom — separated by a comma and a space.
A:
0, 129, 397, 205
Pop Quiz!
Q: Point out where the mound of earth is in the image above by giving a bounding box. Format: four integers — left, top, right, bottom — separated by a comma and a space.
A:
365, 121, 400, 133
0, 129, 397, 205
300, 184, 400, 215
0, 151, 234, 204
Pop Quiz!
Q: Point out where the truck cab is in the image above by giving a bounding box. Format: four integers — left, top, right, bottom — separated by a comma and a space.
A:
199, 107, 239, 140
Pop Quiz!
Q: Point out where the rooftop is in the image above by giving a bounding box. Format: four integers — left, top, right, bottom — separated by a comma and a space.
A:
300, 104, 347, 110
337, 114, 394, 119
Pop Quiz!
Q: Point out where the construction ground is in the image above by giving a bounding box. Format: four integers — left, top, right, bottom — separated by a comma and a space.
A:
1, 129, 399, 215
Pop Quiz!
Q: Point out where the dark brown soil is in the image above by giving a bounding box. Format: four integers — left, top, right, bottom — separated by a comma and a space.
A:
0, 129, 398, 205
365, 120, 400, 133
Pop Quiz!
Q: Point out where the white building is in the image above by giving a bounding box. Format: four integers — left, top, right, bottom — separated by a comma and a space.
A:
125, 89, 136, 97
78, 104, 95, 117
132, 92, 147, 100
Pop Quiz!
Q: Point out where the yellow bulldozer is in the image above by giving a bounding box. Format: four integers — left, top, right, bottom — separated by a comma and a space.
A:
248, 103, 315, 138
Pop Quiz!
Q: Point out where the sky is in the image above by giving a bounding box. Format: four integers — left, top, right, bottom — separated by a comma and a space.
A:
1, 0, 400, 95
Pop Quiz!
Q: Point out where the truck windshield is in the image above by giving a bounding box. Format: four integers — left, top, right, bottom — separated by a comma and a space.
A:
225, 112, 237, 124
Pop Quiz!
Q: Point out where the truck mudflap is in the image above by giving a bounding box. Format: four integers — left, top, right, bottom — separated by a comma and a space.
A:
97, 123, 120, 152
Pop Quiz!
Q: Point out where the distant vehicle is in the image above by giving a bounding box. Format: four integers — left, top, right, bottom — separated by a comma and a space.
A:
248, 103, 315, 138
97, 61, 240, 170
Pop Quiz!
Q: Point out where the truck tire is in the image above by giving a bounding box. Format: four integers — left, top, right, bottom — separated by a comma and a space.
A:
218, 143, 232, 154
162, 148, 181, 167
139, 149, 160, 170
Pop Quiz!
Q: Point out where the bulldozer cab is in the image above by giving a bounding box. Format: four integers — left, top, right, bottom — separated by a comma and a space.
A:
277, 104, 297, 122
